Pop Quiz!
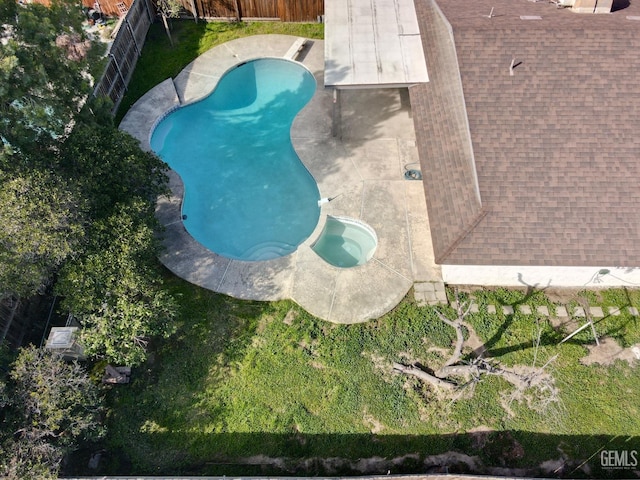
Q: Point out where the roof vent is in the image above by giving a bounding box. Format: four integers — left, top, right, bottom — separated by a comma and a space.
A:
520, 15, 542, 19
627, 15, 640, 20
482, 7, 495, 18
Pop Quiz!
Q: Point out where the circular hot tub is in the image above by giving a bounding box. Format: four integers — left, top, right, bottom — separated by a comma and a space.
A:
311, 216, 378, 268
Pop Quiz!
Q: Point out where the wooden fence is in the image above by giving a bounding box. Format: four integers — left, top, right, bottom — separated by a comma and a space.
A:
0, 296, 24, 349
33, 0, 323, 21
93, 0, 323, 114
180, 0, 324, 22
93, 0, 154, 113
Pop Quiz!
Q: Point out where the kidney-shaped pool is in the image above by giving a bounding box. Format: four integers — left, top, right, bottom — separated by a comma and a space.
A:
151, 58, 320, 261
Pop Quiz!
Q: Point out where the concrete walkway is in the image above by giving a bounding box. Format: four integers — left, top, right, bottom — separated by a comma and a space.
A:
119, 35, 443, 323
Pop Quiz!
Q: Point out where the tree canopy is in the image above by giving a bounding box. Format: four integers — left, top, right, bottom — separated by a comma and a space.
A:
0, 346, 103, 479
0, 170, 84, 298
0, 0, 93, 298
57, 200, 177, 366
0, 0, 176, 365
53, 101, 176, 366
0, 0, 91, 166
58, 112, 169, 220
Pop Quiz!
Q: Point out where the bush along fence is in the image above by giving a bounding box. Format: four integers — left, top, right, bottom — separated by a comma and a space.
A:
93, 0, 154, 114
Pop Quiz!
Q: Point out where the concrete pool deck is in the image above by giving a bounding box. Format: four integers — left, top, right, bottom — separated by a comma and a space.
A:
119, 34, 443, 323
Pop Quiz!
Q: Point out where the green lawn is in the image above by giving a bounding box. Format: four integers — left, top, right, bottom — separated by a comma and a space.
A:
103, 276, 640, 477
115, 20, 324, 123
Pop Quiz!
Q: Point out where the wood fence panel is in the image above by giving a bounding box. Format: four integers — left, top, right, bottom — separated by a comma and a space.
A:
190, 0, 236, 19
178, 0, 323, 21
242, 0, 279, 18
277, 0, 323, 21
93, 0, 153, 113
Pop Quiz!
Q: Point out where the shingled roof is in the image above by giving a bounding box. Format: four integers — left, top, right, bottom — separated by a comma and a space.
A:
412, 0, 640, 266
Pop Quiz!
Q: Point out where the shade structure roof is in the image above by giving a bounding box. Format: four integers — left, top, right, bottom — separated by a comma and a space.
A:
324, 0, 429, 88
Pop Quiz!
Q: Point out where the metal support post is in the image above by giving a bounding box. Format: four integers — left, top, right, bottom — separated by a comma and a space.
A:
331, 88, 341, 138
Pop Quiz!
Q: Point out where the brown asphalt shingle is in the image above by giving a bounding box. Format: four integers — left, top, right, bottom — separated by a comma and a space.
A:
410, 0, 485, 264
413, 0, 640, 267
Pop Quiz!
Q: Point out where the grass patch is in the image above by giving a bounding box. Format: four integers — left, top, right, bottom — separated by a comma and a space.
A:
103, 279, 640, 476
115, 20, 323, 123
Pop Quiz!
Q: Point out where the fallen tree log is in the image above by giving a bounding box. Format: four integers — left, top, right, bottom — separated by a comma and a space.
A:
392, 362, 456, 390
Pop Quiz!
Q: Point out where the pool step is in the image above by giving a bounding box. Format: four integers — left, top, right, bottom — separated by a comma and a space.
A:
241, 241, 297, 261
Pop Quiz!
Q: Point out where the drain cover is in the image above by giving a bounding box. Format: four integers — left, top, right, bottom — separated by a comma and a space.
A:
404, 169, 423, 180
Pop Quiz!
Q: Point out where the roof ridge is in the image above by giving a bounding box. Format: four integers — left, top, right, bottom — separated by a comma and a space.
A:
434, 208, 489, 264
412, 0, 485, 265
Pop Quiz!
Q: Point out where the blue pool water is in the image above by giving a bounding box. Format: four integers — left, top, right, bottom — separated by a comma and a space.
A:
151, 58, 320, 261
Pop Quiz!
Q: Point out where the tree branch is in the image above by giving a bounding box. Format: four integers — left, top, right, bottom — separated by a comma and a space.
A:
393, 291, 559, 404
392, 362, 457, 391
434, 309, 466, 367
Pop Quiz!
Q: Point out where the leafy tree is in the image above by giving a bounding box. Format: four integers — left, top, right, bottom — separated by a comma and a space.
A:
0, 0, 93, 167
56, 200, 177, 366
54, 107, 175, 366
0, 0, 98, 300
0, 170, 84, 298
0, 346, 103, 479
58, 110, 169, 220
0, 0, 176, 367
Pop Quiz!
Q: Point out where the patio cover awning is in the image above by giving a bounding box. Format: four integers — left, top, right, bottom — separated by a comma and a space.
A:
324, 0, 429, 88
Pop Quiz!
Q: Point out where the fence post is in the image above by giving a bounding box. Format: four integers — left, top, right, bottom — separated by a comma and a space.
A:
144, 0, 154, 23
108, 53, 127, 92
125, 19, 141, 56
234, 0, 241, 21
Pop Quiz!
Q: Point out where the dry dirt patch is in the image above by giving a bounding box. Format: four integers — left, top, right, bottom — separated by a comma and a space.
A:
580, 337, 640, 366
362, 410, 385, 434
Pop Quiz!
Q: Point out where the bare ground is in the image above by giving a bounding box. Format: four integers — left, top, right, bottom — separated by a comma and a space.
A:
580, 336, 640, 366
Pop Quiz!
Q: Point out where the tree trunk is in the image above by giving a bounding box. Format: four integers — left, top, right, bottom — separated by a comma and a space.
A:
392, 362, 456, 390
161, 13, 173, 46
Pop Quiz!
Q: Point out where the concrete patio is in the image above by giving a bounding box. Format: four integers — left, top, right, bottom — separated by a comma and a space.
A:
119, 34, 443, 323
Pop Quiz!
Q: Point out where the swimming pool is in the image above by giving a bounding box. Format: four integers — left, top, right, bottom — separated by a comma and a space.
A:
151, 58, 320, 261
